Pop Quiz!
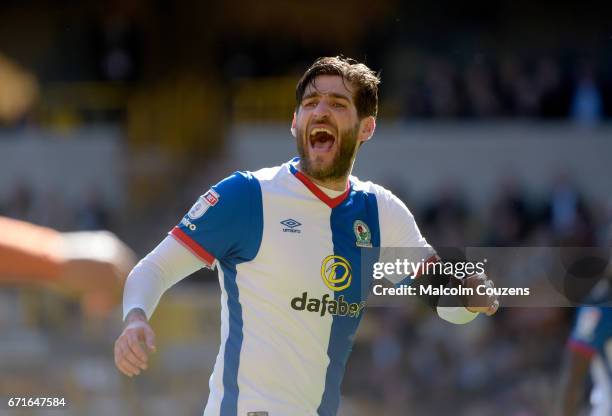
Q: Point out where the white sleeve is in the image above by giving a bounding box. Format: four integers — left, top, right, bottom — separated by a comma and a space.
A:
376, 187, 478, 324
122, 235, 206, 320
377, 188, 437, 282
377, 189, 436, 257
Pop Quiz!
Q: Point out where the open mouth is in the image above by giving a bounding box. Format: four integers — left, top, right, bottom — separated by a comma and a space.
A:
309, 127, 336, 153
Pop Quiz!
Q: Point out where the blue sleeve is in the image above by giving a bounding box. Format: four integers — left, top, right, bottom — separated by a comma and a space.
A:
170, 171, 263, 266
569, 307, 607, 354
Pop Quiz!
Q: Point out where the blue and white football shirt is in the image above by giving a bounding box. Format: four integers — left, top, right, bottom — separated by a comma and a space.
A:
569, 306, 612, 415
170, 158, 434, 416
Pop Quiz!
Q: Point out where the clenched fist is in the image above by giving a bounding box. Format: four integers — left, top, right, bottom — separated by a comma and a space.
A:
114, 308, 157, 377
462, 273, 499, 316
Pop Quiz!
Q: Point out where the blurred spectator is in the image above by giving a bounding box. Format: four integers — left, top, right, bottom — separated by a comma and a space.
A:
0, 53, 39, 127
93, 7, 142, 81
422, 182, 470, 246
485, 175, 532, 246
3, 182, 33, 221
498, 55, 540, 117
463, 59, 501, 117
370, 313, 405, 412
32, 190, 75, 231
571, 61, 604, 127
76, 188, 111, 231
542, 173, 595, 246
498, 56, 521, 115
422, 57, 461, 117
535, 57, 570, 118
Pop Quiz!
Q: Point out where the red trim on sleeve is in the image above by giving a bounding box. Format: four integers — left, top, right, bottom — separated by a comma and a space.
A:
292, 170, 350, 209
169, 227, 216, 267
568, 339, 597, 358
414, 254, 441, 279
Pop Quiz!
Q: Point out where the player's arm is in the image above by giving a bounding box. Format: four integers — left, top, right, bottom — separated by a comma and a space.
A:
379, 191, 498, 324
114, 235, 205, 377
0, 216, 136, 317
115, 171, 260, 377
412, 262, 499, 322
557, 345, 592, 416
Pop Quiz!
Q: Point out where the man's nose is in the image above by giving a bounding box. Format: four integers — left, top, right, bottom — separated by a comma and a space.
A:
312, 101, 331, 117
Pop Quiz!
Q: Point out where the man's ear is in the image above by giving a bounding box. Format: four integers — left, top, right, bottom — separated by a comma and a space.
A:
291, 112, 297, 138
358, 116, 376, 143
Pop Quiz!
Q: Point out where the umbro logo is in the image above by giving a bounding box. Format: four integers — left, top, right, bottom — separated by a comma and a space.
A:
280, 218, 301, 233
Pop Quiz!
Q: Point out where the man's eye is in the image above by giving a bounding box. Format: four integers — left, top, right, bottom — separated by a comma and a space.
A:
333, 102, 346, 108
303, 101, 317, 108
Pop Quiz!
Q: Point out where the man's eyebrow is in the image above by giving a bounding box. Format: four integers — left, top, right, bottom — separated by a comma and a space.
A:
302, 91, 351, 101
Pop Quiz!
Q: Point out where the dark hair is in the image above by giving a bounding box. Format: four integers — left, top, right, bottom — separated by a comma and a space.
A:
295, 56, 380, 119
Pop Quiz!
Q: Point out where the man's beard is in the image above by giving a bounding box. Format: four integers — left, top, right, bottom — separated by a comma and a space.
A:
297, 123, 360, 182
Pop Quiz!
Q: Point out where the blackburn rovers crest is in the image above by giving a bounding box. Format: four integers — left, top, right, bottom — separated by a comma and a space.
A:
353, 220, 372, 248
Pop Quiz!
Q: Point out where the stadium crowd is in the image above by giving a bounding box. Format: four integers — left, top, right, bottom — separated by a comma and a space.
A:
397, 55, 611, 123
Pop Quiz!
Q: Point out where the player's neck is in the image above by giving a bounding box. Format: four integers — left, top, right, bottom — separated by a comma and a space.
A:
297, 163, 350, 192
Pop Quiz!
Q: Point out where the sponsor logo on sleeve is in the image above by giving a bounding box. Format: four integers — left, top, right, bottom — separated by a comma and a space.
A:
203, 189, 219, 206
187, 189, 220, 220
181, 217, 197, 231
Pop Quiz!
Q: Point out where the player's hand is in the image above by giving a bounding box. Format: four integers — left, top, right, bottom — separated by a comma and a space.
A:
114, 308, 156, 377
462, 273, 499, 316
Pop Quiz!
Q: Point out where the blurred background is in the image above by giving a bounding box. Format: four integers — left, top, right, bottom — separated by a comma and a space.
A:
1, 0, 611, 415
